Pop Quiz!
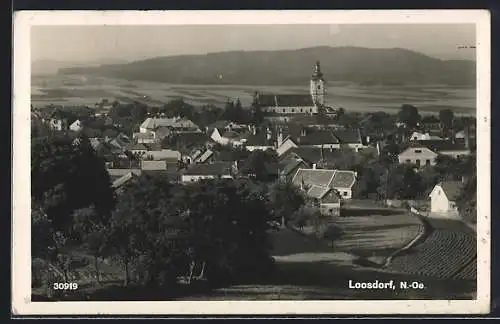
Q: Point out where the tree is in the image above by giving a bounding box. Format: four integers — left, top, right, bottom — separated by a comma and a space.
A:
239, 149, 278, 181
321, 225, 343, 248
31, 134, 116, 231
439, 108, 454, 130
456, 175, 477, 224
250, 93, 264, 126
397, 104, 421, 128
268, 181, 306, 227
380, 165, 423, 200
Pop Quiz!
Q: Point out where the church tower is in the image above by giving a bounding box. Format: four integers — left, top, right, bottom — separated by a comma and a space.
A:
310, 60, 326, 107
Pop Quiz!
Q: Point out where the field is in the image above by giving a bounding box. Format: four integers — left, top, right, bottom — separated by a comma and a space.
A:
31, 75, 476, 116
386, 217, 477, 281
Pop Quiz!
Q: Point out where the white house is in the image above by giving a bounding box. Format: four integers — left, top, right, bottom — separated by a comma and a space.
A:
139, 117, 200, 134
410, 131, 443, 141
210, 128, 247, 147
181, 162, 234, 183
428, 181, 463, 219
141, 160, 168, 171
398, 145, 438, 167
146, 148, 181, 161
69, 119, 83, 132
276, 137, 299, 156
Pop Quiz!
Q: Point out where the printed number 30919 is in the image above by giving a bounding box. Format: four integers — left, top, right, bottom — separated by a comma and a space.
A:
53, 282, 78, 290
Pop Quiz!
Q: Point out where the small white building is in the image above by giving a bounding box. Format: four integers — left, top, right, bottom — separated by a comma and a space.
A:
398, 145, 438, 167
181, 162, 234, 183
69, 119, 83, 132
428, 181, 463, 219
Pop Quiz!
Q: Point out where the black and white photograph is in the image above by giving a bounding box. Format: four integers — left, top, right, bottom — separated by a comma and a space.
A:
12, 10, 490, 315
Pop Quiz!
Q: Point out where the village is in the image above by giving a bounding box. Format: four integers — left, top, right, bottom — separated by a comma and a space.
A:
31, 61, 477, 221
30, 61, 477, 301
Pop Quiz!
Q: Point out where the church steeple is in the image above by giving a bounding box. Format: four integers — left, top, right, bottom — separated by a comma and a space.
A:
310, 60, 326, 107
311, 60, 323, 80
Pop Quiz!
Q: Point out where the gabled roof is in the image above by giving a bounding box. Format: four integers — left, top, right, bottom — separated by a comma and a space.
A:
331, 170, 357, 188
112, 172, 138, 189
140, 117, 199, 130
284, 147, 345, 165
257, 94, 315, 107
436, 181, 463, 202
279, 158, 308, 176
292, 168, 336, 188
298, 129, 339, 146
183, 161, 234, 176
141, 160, 168, 171
417, 139, 469, 152
127, 143, 149, 151
332, 129, 363, 144
196, 149, 214, 163
134, 132, 155, 140
306, 185, 331, 199
245, 130, 276, 146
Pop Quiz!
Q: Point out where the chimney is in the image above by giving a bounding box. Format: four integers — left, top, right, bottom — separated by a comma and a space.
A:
252, 125, 257, 135
312, 163, 317, 170
266, 129, 272, 141
301, 128, 307, 137
366, 135, 370, 144
277, 128, 284, 147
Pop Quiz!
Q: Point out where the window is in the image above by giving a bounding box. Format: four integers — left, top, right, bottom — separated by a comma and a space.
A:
282, 109, 285, 113
343, 191, 348, 196
300, 108, 303, 113
414, 149, 422, 153
425, 159, 431, 166
318, 85, 321, 90
415, 159, 421, 167
405, 159, 411, 164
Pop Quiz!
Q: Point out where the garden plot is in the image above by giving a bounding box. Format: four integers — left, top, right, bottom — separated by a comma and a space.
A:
332, 213, 423, 257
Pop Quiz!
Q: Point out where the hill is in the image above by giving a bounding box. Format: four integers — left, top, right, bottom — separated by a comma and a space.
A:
57, 46, 476, 86
33, 58, 129, 76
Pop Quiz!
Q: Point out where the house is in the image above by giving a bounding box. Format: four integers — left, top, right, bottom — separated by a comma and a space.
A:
291, 168, 357, 199
47, 109, 69, 131
145, 148, 182, 161
410, 131, 444, 141
112, 172, 139, 194
133, 132, 156, 144
141, 160, 168, 171
276, 137, 299, 156
181, 161, 235, 183
139, 117, 201, 134
398, 143, 439, 167
126, 143, 149, 157
417, 139, 472, 159
419, 115, 442, 132
107, 168, 142, 180
428, 181, 463, 219
244, 126, 277, 151
163, 132, 210, 151
278, 158, 309, 182
256, 61, 339, 122
280, 146, 360, 170
306, 185, 341, 217
210, 127, 249, 147
195, 149, 215, 164
69, 119, 83, 132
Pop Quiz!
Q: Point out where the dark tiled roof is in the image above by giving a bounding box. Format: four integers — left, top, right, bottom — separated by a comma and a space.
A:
417, 139, 469, 152
245, 130, 276, 146
258, 94, 314, 107
172, 132, 209, 147
292, 168, 336, 188
184, 161, 233, 176
332, 129, 362, 144
306, 185, 331, 199
279, 158, 308, 176
331, 170, 356, 188
298, 129, 339, 145
439, 181, 463, 201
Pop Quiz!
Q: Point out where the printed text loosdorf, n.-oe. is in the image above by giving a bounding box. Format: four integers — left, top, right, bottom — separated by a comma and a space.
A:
348, 280, 394, 289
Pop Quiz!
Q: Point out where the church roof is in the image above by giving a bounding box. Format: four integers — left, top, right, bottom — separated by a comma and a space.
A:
258, 94, 315, 107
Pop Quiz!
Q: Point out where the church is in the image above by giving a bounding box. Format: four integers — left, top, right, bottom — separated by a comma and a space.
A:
254, 61, 338, 122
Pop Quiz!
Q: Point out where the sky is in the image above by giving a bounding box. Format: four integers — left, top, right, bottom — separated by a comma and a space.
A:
31, 24, 476, 63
